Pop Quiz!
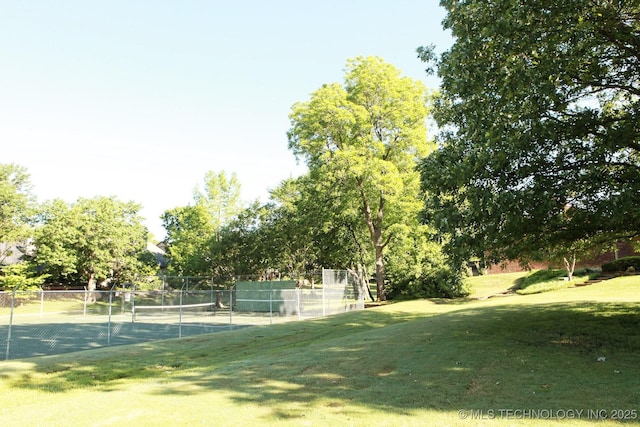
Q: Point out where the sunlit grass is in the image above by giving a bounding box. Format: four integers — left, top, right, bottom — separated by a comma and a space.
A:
514, 268, 595, 295
465, 271, 527, 299
464, 269, 598, 297
1, 276, 639, 426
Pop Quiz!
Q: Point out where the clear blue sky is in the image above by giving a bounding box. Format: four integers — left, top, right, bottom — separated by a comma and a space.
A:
1, 1, 452, 239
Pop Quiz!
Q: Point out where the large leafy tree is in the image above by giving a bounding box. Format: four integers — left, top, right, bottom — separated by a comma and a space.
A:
259, 178, 320, 278
288, 56, 432, 301
419, 0, 640, 268
162, 170, 243, 276
34, 197, 152, 295
0, 164, 34, 263
193, 170, 243, 233
263, 176, 372, 286
213, 201, 268, 281
162, 203, 215, 275
209, 175, 375, 293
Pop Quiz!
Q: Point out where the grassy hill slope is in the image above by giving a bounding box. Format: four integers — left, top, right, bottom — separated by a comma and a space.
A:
1, 275, 639, 426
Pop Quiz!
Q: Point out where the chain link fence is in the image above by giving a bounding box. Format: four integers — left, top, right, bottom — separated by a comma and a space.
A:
0, 269, 364, 360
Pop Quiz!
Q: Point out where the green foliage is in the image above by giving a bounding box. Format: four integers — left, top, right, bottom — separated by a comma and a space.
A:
162, 203, 215, 276
210, 175, 373, 283
0, 262, 48, 290
264, 175, 374, 278
213, 202, 268, 282
388, 262, 468, 299
419, 1, 640, 268
385, 224, 468, 299
257, 178, 322, 277
602, 256, 640, 273
0, 163, 35, 252
32, 199, 80, 282
34, 196, 152, 289
193, 170, 243, 231
288, 56, 432, 300
162, 170, 244, 278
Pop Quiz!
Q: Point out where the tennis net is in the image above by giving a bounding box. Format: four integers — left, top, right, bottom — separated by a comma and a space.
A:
131, 302, 226, 324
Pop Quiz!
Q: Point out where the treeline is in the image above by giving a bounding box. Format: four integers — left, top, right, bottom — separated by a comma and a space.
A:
3, 1, 639, 300
0, 167, 157, 293
0, 58, 464, 301
165, 57, 464, 301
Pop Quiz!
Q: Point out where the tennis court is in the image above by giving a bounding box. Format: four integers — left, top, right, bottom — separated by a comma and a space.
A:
1, 312, 247, 360
2, 270, 365, 360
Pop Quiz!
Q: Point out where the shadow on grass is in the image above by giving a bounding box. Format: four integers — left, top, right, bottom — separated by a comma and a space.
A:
513, 268, 600, 292
6, 301, 640, 419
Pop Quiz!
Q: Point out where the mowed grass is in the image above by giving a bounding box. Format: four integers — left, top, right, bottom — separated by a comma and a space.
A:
1, 275, 639, 426
466, 271, 526, 299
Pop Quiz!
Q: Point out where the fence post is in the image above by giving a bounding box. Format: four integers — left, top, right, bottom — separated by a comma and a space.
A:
344, 286, 348, 313
5, 288, 16, 361
108, 286, 113, 345
131, 288, 136, 323
229, 287, 232, 328
322, 268, 327, 316
161, 276, 165, 307
83, 287, 88, 316
269, 285, 273, 325
40, 286, 44, 319
131, 283, 137, 322
178, 289, 183, 338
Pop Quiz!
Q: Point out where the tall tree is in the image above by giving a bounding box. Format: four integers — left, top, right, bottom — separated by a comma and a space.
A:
260, 178, 318, 278
193, 170, 243, 232
288, 56, 432, 301
0, 164, 34, 263
34, 197, 152, 297
163, 170, 243, 276
264, 176, 367, 281
161, 203, 214, 276
419, 0, 640, 268
213, 201, 267, 281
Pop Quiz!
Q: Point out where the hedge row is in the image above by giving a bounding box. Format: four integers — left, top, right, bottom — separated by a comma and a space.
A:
601, 256, 640, 273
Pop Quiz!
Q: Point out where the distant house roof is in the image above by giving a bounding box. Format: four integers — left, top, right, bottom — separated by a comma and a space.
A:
1, 240, 168, 269
147, 241, 168, 269
0, 241, 33, 266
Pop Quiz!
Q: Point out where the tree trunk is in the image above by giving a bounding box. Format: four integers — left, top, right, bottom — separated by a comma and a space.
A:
367, 212, 387, 302
563, 253, 577, 282
374, 244, 386, 301
346, 227, 374, 301
215, 291, 225, 309
348, 265, 375, 302
86, 273, 97, 304
357, 180, 388, 301
363, 280, 374, 302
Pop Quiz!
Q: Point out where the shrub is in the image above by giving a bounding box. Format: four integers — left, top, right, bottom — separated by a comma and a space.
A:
387, 264, 470, 299
0, 263, 48, 291
602, 256, 640, 273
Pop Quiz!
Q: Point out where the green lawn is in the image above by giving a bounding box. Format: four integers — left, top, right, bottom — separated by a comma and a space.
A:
466, 271, 527, 299
1, 275, 639, 426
